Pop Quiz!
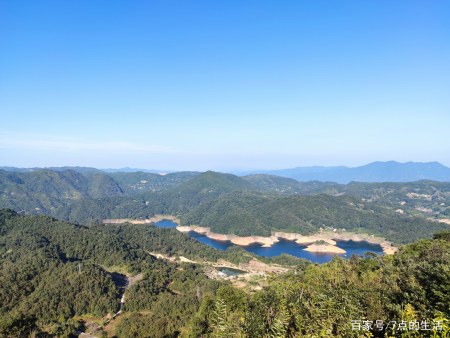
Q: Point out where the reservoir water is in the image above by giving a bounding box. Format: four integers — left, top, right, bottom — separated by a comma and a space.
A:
154, 220, 384, 264
155, 219, 180, 228
188, 231, 233, 250
217, 267, 247, 276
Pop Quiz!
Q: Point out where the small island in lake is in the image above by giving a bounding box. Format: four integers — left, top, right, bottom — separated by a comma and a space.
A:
304, 240, 346, 254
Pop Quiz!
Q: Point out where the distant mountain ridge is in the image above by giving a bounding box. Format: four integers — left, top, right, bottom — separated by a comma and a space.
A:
1, 167, 449, 243
3, 161, 450, 184
0, 166, 102, 173
101, 167, 173, 173
244, 161, 450, 184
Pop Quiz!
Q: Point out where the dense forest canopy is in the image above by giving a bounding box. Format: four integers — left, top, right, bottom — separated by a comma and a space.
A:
1, 169, 449, 244
0, 210, 247, 336
0, 210, 448, 337
1, 168, 449, 336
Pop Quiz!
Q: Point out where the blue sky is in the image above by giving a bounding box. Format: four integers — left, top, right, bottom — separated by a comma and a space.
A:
1, 0, 449, 170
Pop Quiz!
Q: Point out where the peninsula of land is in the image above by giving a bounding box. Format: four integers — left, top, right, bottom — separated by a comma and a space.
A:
176, 226, 398, 255
103, 215, 181, 225
103, 217, 398, 255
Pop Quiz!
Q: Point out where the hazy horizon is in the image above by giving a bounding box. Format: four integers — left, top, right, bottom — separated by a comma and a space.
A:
1, 160, 450, 174
1, 1, 449, 170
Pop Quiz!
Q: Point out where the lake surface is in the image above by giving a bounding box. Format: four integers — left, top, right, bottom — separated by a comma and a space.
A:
154, 220, 384, 264
217, 267, 247, 276
155, 219, 178, 228
188, 231, 233, 250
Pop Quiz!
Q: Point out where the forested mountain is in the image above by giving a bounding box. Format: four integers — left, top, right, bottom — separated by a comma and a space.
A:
340, 180, 450, 217
0, 169, 449, 335
200, 232, 450, 338
0, 209, 251, 336
242, 174, 340, 195
1, 169, 449, 245
0, 166, 102, 173
0, 169, 123, 213
50, 171, 255, 224
181, 191, 448, 242
0, 169, 200, 216
152, 171, 254, 213
1, 209, 448, 337
107, 171, 200, 194
248, 161, 450, 183
0, 209, 145, 336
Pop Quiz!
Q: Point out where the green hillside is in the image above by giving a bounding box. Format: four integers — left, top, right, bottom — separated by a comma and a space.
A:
0, 209, 250, 336
182, 191, 448, 242
1, 169, 449, 244
1, 209, 448, 337
341, 180, 450, 218
199, 233, 450, 337
153, 171, 254, 212
242, 174, 341, 195
0, 169, 123, 213
108, 171, 199, 194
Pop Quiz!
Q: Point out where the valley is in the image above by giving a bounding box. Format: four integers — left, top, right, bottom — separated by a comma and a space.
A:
175, 223, 395, 254
2, 167, 450, 245
0, 164, 449, 337
3, 1, 450, 335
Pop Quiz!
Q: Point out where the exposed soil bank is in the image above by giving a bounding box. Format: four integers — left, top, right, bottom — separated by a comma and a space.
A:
103, 215, 180, 225
304, 243, 346, 254
176, 226, 276, 247
102, 217, 397, 255
176, 226, 398, 255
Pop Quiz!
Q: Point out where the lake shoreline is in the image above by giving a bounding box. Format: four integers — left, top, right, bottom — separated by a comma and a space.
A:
176, 226, 398, 255
102, 217, 397, 255
103, 215, 181, 225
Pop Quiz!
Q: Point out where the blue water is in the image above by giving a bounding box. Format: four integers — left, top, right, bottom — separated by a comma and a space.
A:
188, 231, 233, 250
217, 267, 247, 276
335, 240, 384, 256
154, 220, 178, 228
153, 220, 384, 264
244, 239, 337, 264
